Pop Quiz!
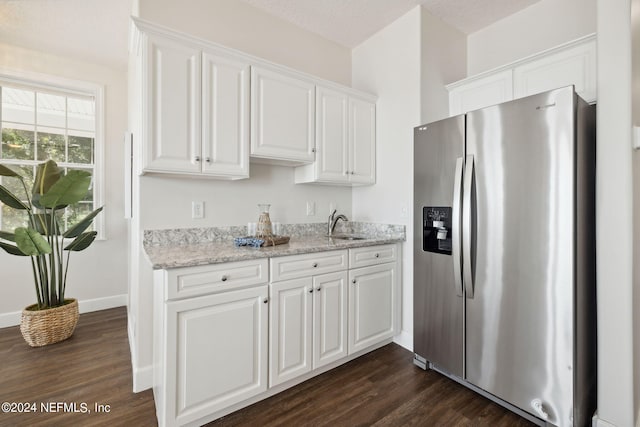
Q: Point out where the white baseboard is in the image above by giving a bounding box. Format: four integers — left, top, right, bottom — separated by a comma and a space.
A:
393, 330, 413, 351
593, 412, 618, 427
133, 364, 153, 392
0, 294, 128, 329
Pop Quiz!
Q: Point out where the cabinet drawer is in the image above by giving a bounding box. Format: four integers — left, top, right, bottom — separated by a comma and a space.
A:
165, 259, 268, 300
270, 250, 348, 282
349, 244, 397, 269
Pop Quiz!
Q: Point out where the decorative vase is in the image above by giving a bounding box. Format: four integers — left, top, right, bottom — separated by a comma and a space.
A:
256, 204, 273, 237
20, 299, 79, 347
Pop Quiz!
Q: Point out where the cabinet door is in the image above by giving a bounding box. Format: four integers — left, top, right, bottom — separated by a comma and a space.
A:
251, 66, 315, 163
348, 97, 376, 184
166, 286, 268, 425
348, 263, 395, 354
513, 38, 596, 103
315, 86, 349, 182
448, 70, 513, 116
269, 278, 313, 387
202, 52, 250, 178
313, 271, 348, 369
143, 33, 201, 173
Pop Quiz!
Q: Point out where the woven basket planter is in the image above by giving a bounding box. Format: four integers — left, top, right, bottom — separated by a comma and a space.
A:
20, 299, 79, 347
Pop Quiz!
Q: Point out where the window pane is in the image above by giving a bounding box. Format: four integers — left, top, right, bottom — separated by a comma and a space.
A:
1, 127, 35, 160
37, 92, 66, 128
68, 135, 94, 164
36, 129, 66, 162
65, 202, 93, 231
2, 87, 35, 124
67, 97, 94, 132
0, 165, 34, 201
1, 205, 28, 230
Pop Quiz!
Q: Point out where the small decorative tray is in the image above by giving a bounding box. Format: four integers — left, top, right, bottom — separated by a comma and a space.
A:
234, 235, 290, 248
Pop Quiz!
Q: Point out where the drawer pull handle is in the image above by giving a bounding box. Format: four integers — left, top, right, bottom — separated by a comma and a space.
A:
375, 253, 380, 258
312, 263, 318, 268
221, 275, 228, 282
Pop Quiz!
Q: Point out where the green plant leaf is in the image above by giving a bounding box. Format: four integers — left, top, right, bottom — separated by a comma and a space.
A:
39, 170, 91, 209
0, 164, 19, 177
32, 160, 62, 209
63, 206, 103, 238
0, 230, 16, 242
0, 241, 27, 256
0, 184, 28, 210
15, 227, 52, 256
64, 231, 97, 252
33, 213, 60, 235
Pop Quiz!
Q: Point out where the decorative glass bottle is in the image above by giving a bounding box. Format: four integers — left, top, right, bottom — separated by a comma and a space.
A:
256, 204, 273, 237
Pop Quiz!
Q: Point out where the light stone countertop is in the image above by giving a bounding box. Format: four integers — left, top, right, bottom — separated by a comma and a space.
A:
144, 234, 404, 270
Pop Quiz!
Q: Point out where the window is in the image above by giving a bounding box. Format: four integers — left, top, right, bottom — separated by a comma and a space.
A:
0, 72, 104, 237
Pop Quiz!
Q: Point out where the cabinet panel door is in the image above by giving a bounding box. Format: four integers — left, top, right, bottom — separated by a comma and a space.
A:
144, 34, 201, 173
349, 97, 376, 184
513, 39, 596, 103
202, 52, 250, 178
315, 86, 348, 182
269, 278, 313, 387
313, 271, 348, 369
348, 263, 395, 354
167, 286, 268, 425
448, 70, 513, 116
251, 66, 315, 163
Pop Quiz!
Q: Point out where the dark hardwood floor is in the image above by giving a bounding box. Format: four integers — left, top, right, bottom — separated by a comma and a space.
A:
0, 306, 534, 427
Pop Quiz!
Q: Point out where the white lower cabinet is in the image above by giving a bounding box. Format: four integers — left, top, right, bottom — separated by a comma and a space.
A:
348, 263, 396, 354
269, 270, 348, 387
154, 243, 399, 426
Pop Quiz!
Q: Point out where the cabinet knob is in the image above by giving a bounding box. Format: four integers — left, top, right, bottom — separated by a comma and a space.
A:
312, 263, 318, 268
195, 156, 201, 162
221, 275, 228, 282
351, 171, 355, 175
352, 279, 357, 284
309, 288, 314, 293
344, 171, 348, 175
316, 287, 321, 292
263, 298, 268, 304
311, 148, 316, 153
205, 157, 211, 163
375, 253, 380, 258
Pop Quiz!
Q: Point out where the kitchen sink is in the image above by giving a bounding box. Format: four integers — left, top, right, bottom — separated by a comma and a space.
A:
327, 234, 367, 240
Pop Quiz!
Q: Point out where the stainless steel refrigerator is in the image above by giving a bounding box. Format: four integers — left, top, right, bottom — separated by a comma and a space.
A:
413, 86, 596, 427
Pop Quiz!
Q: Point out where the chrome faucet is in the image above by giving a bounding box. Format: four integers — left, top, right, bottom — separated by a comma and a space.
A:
327, 209, 348, 236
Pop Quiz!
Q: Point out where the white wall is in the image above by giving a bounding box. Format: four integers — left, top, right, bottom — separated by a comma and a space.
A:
351, 6, 466, 350
137, 0, 351, 86
129, 0, 355, 390
595, 2, 635, 426
467, 0, 596, 75
633, 1, 640, 423
0, 42, 128, 325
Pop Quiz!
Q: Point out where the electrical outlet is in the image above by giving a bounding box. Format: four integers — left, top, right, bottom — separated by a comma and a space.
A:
192, 201, 204, 219
306, 201, 316, 216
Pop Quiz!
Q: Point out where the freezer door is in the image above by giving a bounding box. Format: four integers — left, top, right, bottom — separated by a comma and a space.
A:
413, 115, 464, 378
464, 87, 576, 425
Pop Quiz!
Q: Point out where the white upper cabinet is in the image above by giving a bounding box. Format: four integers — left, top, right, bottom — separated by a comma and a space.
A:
143, 32, 202, 174
447, 34, 596, 116
201, 51, 250, 178
295, 87, 376, 186
251, 66, 315, 164
448, 70, 514, 116
134, 23, 250, 179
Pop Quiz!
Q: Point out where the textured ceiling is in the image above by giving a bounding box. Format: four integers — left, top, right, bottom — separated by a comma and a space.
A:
241, 0, 541, 47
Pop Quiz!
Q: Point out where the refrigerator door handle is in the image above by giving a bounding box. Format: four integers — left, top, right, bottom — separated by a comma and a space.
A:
463, 155, 475, 298
452, 157, 464, 297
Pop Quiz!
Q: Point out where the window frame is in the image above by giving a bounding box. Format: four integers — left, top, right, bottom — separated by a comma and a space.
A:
0, 68, 105, 239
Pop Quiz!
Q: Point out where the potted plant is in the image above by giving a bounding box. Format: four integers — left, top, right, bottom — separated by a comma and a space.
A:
0, 160, 103, 347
